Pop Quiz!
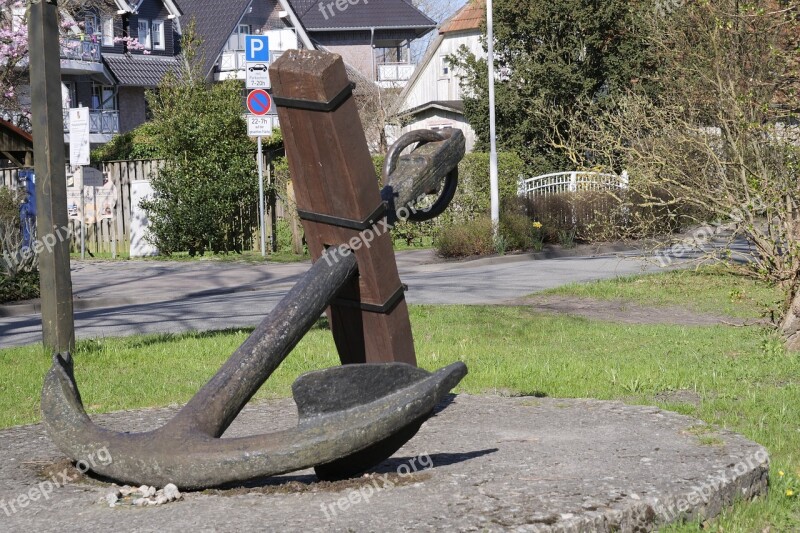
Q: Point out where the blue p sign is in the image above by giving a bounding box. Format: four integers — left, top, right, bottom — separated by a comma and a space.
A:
245, 35, 270, 62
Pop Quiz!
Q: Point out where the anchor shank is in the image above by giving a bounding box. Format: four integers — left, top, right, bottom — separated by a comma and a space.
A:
166, 252, 358, 437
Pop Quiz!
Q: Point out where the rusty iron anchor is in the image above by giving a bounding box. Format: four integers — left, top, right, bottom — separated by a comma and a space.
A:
41, 50, 467, 489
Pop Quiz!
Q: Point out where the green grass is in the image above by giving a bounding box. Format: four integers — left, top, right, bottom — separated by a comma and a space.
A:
543, 266, 783, 319
1, 271, 798, 531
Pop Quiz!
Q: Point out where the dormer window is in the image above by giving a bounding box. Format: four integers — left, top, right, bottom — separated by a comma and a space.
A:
101, 16, 114, 47
136, 18, 165, 51
138, 19, 152, 49
152, 20, 165, 50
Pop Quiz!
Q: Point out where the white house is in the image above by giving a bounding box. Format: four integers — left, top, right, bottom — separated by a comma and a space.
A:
392, 0, 484, 151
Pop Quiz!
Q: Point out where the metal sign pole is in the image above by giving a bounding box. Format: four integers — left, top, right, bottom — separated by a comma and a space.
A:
80, 183, 85, 260
28, 0, 75, 352
258, 136, 266, 257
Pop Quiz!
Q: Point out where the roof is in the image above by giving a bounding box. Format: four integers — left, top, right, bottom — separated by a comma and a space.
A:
103, 53, 182, 87
175, 0, 253, 79
440, 0, 483, 34
395, 1, 483, 113
287, 0, 436, 33
398, 100, 464, 117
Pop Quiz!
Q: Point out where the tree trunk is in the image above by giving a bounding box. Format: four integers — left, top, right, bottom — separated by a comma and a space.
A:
780, 289, 800, 350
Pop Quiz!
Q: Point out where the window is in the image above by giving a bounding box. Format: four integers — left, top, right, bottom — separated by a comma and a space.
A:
101, 16, 114, 47
85, 15, 97, 37
439, 55, 450, 78
225, 24, 250, 51
62, 82, 77, 109
152, 20, 164, 50
92, 85, 117, 110
138, 19, 151, 49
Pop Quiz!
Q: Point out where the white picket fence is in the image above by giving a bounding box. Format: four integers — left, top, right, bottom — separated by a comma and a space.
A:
519, 171, 628, 197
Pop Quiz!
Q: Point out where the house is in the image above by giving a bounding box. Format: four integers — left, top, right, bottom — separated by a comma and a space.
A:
393, 0, 484, 151
6, 0, 437, 156
285, 0, 437, 87
58, 0, 183, 148
178, 0, 436, 88
176, 0, 437, 134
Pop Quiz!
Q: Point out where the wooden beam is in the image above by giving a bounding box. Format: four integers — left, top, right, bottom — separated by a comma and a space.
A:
28, 0, 75, 353
270, 50, 416, 366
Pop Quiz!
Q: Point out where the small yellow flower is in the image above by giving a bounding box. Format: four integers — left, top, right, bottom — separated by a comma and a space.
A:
786, 489, 795, 497
532, 221, 543, 229
779, 470, 785, 477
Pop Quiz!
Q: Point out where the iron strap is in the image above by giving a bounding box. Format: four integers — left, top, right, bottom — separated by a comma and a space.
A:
297, 202, 387, 231
332, 284, 405, 314
272, 83, 355, 113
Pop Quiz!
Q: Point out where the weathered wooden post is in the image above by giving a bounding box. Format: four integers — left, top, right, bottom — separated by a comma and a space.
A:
271, 51, 416, 366
29, 0, 75, 352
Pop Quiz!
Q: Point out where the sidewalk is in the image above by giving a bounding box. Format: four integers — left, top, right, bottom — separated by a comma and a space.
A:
0, 244, 639, 318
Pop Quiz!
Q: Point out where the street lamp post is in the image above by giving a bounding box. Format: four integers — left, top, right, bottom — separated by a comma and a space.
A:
486, 0, 499, 234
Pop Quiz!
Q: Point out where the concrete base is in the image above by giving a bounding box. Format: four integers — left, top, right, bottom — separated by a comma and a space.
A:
0, 395, 768, 532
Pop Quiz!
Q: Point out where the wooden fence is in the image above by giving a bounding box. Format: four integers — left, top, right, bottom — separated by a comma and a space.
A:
1, 159, 286, 256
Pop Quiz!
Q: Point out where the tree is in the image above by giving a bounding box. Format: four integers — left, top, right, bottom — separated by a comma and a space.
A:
551, 1, 800, 347
451, 0, 657, 171
0, 1, 29, 127
1, 1, 120, 129
139, 24, 259, 256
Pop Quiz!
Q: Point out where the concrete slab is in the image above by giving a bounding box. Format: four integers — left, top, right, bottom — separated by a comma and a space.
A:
0, 395, 768, 532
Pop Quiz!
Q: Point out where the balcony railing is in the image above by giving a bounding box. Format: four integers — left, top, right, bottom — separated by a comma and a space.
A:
219, 51, 247, 72
63, 109, 120, 135
377, 62, 416, 83
60, 38, 102, 63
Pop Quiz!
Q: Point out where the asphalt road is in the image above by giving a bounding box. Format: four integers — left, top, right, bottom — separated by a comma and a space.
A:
0, 251, 661, 348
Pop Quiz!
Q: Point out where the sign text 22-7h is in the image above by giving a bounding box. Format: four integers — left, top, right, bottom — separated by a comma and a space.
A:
245, 35, 273, 137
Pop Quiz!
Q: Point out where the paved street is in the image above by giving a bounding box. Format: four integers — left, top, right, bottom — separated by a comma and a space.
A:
0, 248, 663, 348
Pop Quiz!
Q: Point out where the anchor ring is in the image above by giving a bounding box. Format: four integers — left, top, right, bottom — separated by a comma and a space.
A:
383, 129, 459, 223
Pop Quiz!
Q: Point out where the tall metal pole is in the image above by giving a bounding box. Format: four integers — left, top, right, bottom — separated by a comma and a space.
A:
486, 0, 500, 234
29, 0, 76, 352
257, 136, 266, 257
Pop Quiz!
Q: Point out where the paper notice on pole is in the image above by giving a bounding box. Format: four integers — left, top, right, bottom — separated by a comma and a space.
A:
96, 177, 117, 220
69, 108, 91, 167
66, 188, 83, 221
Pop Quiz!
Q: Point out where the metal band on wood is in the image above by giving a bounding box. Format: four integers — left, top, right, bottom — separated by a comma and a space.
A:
272, 83, 355, 113
297, 202, 386, 231
333, 284, 405, 314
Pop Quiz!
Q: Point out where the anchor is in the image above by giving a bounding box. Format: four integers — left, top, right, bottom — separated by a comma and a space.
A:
41, 50, 468, 489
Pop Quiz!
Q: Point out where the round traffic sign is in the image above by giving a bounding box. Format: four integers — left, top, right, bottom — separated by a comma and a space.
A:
247, 89, 272, 116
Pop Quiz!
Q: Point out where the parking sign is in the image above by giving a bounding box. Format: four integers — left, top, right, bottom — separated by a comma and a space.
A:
245, 35, 270, 62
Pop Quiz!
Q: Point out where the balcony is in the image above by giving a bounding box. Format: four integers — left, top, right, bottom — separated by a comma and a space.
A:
376, 63, 416, 88
60, 38, 105, 75
214, 29, 297, 81
63, 109, 119, 144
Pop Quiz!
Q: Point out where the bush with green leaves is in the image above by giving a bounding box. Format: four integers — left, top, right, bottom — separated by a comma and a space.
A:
0, 186, 39, 303
136, 25, 258, 256
140, 76, 258, 256
443, 151, 525, 223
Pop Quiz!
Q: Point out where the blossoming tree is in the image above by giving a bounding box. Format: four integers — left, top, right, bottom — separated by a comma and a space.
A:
0, 0, 29, 128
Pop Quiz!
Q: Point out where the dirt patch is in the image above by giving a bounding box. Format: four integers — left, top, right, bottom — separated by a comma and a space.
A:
202, 471, 431, 497
516, 295, 763, 326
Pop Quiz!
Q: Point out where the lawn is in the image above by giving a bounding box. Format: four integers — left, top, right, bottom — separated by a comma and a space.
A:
0, 269, 797, 531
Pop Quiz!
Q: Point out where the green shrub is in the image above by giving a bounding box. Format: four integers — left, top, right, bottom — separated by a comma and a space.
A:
434, 216, 495, 257
444, 151, 525, 223
499, 211, 532, 252
0, 270, 39, 304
